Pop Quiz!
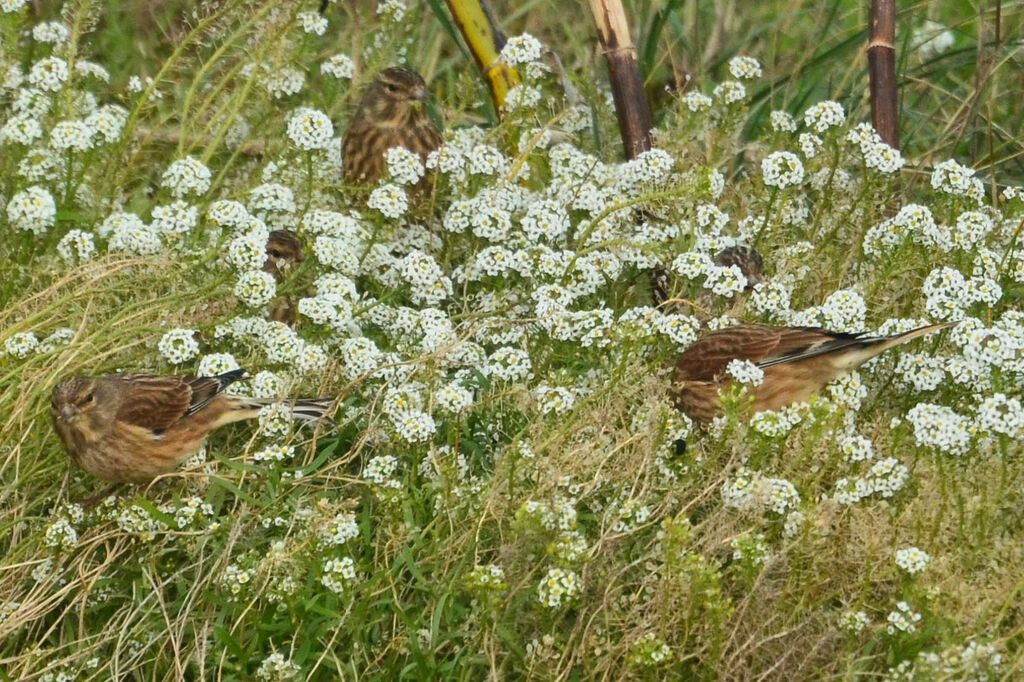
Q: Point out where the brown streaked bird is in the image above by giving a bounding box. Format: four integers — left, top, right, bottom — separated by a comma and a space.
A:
263, 229, 304, 282
51, 369, 332, 486
263, 229, 304, 326
671, 322, 954, 422
713, 245, 764, 290
341, 66, 443, 187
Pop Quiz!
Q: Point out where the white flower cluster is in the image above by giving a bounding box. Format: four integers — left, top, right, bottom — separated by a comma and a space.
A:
367, 183, 408, 218
385, 146, 425, 185
839, 610, 871, 634
886, 601, 922, 634
610, 497, 651, 532
319, 512, 359, 547
219, 564, 253, 596
976, 393, 1024, 438
846, 122, 904, 173
713, 81, 745, 104
234, 270, 277, 307
721, 468, 801, 514
728, 56, 762, 80
466, 564, 507, 592
172, 497, 216, 529
682, 91, 713, 113
33, 21, 69, 44
151, 200, 198, 239
487, 346, 532, 381
252, 444, 295, 463
803, 100, 845, 133
894, 546, 931, 574
761, 151, 804, 189
838, 433, 874, 462
258, 402, 293, 438
322, 53, 355, 79
537, 567, 579, 608
500, 33, 543, 66
534, 385, 576, 415
362, 455, 402, 492
321, 556, 356, 593
286, 107, 334, 151
726, 359, 764, 386
116, 505, 168, 543
7, 186, 56, 235
398, 250, 452, 305
906, 402, 972, 455
3, 328, 74, 358
749, 405, 806, 437
730, 533, 770, 566
770, 110, 797, 133
886, 639, 1003, 681
930, 159, 984, 203
158, 328, 200, 364
50, 119, 93, 151
42, 518, 78, 549
297, 10, 328, 35
56, 229, 96, 262
834, 457, 910, 505
28, 56, 69, 92
255, 651, 301, 681
161, 156, 212, 197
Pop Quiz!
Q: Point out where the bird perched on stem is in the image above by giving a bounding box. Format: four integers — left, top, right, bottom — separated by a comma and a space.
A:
671, 322, 954, 422
51, 369, 332, 487
341, 66, 443, 187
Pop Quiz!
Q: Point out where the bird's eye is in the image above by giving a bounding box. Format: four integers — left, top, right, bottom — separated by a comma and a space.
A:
268, 248, 283, 258
83, 392, 94, 404
383, 82, 398, 93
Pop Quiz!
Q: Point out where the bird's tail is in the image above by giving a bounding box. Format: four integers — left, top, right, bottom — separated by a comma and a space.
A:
232, 396, 336, 427
878, 321, 958, 350
836, 321, 957, 369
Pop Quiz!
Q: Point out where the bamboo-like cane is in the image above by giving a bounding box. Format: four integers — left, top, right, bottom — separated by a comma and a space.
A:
587, 0, 654, 158
868, 0, 899, 149
444, 0, 521, 114
587, 0, 666, 303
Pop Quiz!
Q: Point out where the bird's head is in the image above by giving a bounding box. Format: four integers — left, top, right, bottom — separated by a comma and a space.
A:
361, 66, 430, 125
713, 245, 765, 290
263, 229, 304, 280
51, 376, 115, 441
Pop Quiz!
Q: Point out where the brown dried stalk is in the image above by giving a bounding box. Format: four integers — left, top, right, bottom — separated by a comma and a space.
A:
868, 0, 899, 149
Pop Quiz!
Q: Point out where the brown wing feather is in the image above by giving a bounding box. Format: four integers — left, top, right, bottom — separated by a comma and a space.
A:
113, 371, 243, 433
114, 374, 193, 433
758, 327, 870, 367
675, 325, 787, 382
182, 375, 234, 416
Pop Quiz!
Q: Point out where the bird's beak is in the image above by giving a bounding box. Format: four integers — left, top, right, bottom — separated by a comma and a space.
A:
60, 406, 75, 421
412, 86, 426, 102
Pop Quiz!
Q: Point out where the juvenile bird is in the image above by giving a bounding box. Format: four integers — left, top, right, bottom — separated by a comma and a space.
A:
671, 322, 954, 422
51, 369, 332, 485
341, 66, 443, 187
